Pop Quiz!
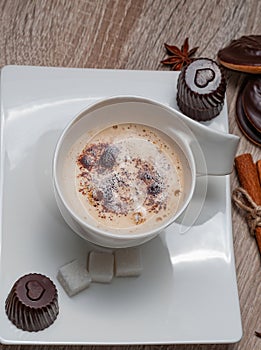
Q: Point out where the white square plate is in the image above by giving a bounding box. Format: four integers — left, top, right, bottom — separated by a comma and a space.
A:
0, 66, 242, 345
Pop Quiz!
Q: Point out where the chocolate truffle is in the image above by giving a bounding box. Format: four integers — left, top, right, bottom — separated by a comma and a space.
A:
5, 273, 59, 332
218, 35, 261, 74
177, 58, 226, 121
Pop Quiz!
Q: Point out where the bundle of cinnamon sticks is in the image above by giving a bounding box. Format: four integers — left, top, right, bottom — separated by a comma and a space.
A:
234, 153, 261, 254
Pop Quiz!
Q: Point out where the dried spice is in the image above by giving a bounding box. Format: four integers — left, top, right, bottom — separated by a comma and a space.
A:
233, 154, 261, 255
255, 331, 261, 338
161, 37, 198, 70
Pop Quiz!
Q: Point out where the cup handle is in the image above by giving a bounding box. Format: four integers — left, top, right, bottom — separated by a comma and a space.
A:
177, 115, 240, 176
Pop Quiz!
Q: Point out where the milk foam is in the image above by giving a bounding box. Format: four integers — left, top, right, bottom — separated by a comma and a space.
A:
62, 123, 184, 234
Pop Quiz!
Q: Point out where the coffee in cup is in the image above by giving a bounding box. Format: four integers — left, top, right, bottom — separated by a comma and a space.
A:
62, 123, 184, 235
53, 96, 239, 248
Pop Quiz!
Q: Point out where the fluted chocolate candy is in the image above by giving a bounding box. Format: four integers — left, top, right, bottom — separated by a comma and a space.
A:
5, 273, 59, 332
177, 58, 226, 121
218, 35, 261, 74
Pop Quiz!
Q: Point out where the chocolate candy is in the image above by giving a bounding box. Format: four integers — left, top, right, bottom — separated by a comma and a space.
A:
5, 273, 59, 332
218, 35, 261, 74
177, 58, 226, 121
236, 77, 261, 146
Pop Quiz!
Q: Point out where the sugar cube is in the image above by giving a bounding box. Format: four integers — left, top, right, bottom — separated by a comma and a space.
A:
114, 247, 143, 277
57, 259, 92, 297
88, 251, 114, 283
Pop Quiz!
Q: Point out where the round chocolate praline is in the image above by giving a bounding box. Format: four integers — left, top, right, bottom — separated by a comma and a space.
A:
242, 76, 261, 133
218, 35, 261, 74
177, 58, 226, 121
5, 273, 59, 332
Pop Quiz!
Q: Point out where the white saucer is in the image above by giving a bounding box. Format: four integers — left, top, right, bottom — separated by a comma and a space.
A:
0, 66, 242, 345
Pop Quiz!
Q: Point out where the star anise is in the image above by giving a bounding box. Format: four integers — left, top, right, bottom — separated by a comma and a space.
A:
255, 331, 261, 338
161, 37, 198, 71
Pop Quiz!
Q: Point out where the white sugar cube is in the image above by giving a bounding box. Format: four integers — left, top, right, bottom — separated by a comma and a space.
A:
88, 251, 114, 283
114, 247, 143, 277
57, 259, 92, 297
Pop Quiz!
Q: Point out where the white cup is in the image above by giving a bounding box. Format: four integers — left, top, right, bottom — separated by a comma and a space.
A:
53, 96, 239, 248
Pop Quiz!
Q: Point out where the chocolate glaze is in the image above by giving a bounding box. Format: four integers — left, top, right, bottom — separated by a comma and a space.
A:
236, 82, 261, 146
5, 273, 59, 332
242, 76, 261, 133
218, 35, 261, 67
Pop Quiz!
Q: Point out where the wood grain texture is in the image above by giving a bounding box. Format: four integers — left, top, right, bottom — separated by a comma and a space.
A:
0, 0, 261, 349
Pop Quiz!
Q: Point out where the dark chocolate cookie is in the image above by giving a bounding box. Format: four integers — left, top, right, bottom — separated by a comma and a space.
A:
218, 35, 261, 74
236, 82, 261, 146
242, 76, 261, 133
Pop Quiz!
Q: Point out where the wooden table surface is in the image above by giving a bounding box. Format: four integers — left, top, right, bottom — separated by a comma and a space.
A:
0, 1, 260, 349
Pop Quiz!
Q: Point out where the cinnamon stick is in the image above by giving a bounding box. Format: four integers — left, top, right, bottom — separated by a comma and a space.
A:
256, 159, 261, 253
235, 154, 261, 206
255, 229, 261, 255
234, 153, 261, 255
257, 159, 261, 186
